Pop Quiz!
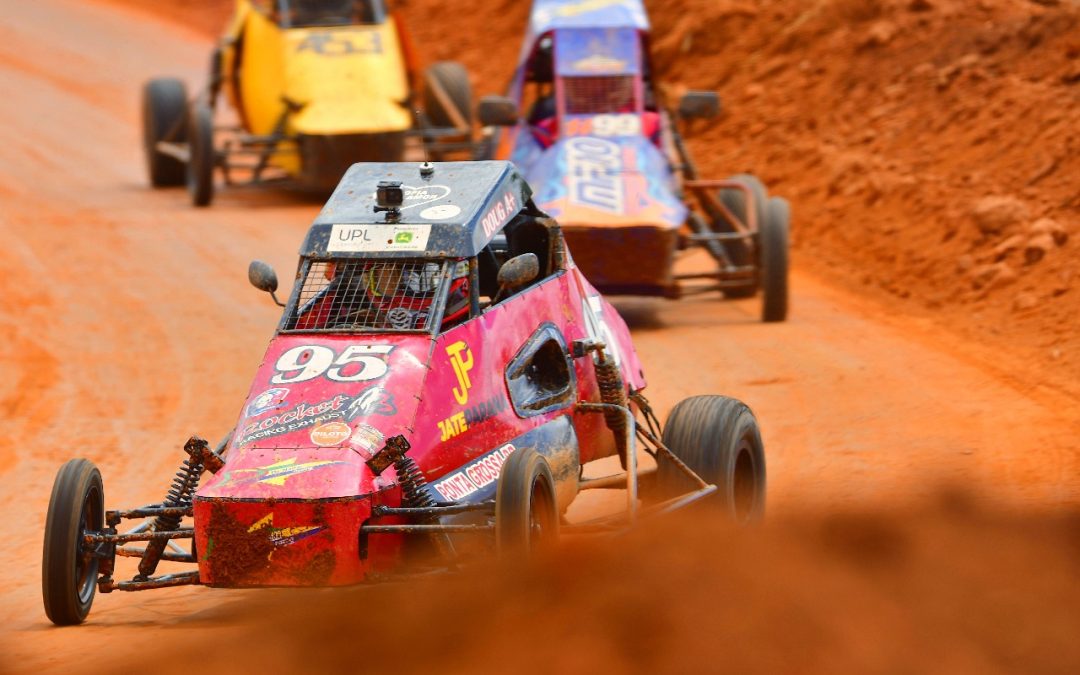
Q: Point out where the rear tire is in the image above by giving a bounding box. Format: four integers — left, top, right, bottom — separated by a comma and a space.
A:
42, 459, 104, 626
495, 448, 558, 556
658, 395, 766, 523
761, 196, 790, 323
142, 78, 188, 187
186, 100, 215, 207
423, 61, 473, 130
718, 173, 767, 298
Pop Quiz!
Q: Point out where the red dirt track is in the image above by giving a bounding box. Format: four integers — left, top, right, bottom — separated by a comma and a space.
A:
1, 0, 1078, 672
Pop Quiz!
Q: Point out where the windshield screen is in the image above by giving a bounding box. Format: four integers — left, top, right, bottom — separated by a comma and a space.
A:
284, 260, 448, 332
280, 0, 379, 27
562, 75, 638, 115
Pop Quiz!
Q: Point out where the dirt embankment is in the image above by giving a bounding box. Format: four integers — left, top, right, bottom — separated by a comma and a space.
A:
117, 0, 1079, 394
648, 0, 1080, 394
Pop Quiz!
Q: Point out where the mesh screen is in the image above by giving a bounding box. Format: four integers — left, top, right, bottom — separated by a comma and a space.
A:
562, 76, 638, 115
285, 260, 447, 332
285, 0, 377, 27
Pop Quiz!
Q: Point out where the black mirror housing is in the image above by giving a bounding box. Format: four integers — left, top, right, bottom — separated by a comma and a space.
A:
478, 95, 520, 127
248, 260, 279, 294
497, 253, 540, 290
678, 91, 721, 119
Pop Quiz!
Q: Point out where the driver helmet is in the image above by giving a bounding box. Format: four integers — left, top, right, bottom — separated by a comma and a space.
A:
364, 260, 470, 329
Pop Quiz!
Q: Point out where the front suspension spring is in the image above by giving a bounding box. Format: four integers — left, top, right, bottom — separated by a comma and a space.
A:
137, 457, 203, 579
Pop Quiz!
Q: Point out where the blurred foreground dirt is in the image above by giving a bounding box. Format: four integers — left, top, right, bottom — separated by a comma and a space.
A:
86, 498, 1080, 675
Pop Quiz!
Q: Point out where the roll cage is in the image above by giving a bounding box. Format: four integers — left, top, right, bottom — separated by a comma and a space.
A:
516, 28, 660, 144
280, 215, 569, 336
252, 0, 387, 28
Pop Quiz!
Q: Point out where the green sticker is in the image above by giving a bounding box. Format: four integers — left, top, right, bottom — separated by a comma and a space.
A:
394, 231, 414, 244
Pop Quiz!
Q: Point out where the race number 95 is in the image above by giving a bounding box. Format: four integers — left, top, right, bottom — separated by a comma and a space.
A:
271, 345, 394, 384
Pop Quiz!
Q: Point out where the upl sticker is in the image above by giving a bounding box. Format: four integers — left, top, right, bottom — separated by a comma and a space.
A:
328, 224, 431, 253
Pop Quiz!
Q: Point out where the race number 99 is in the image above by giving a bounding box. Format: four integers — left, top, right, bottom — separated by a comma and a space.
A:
271, 345, 394, 384
593, 114, 641, 137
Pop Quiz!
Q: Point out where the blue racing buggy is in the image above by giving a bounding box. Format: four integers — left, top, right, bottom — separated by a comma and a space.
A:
477, 0, 789, 321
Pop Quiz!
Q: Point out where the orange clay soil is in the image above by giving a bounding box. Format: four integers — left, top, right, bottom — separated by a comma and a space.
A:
108, 0, 1080, 397
0, 1, 1077, 673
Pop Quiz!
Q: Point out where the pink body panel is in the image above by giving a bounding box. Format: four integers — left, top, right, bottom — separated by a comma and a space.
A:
193, 262, 645, 586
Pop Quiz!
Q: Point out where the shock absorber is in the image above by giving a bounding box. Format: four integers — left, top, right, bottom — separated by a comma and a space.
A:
366, 435, 455, 560
594, 349, 630, 468
395, 453, 438, 509
137, 455, 204, 580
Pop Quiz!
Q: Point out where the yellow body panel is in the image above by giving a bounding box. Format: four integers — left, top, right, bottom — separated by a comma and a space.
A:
218, 1, 412, 177
283, 25, 412, 135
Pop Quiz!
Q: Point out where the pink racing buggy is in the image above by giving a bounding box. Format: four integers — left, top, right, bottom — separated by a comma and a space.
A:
42, 160, 767, 625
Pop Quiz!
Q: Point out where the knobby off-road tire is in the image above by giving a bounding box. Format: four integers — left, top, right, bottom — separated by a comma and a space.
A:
761, 196, 790, 322
423, 61, 473, 130
142, 78, 188, 187
42, 458, 104, 625
495, 448, 558, 556
718, 173, 768, 298
658, 395, 766, 523
186, 100, 215, 207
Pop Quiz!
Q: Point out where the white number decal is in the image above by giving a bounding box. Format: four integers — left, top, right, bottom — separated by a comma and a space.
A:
327, 345, 394, 382
272, 345, 393, 384
593, 114, 641, 137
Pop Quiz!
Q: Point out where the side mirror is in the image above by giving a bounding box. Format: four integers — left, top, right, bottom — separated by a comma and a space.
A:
248, 260, 285, 307
678, 91, 721, 119
478, 95, 520, 127
497, 253, 539, 291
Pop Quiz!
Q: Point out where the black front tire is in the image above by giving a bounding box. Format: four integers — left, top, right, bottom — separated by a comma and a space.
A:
423, 61, 473, 130
42, 459, 104, 626
495, 448, 558, 556
186, 100, 215, 207
658, 395, 766, 523
142, 78, 188, 187
761, 196, 790, 323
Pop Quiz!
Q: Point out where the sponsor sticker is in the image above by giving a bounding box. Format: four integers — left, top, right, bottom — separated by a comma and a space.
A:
328, 224, 431, 253
419, 204, 462, 220
237, 394, 349, 446
347, 387, 397, 419
310, 421, 352, 447
350, 424, 385, 455
571, 54, 628, 73
395, 184, 451, 210
446, 340, 474, 405
438, 411, 468, 442
566, 137, 625, 214
437, 394, 508, 442
480, 191, 519, 237
246, 387, 290, 417
247, 513, 326, 549
218, 458, 346, 487
432, 444, 517, 502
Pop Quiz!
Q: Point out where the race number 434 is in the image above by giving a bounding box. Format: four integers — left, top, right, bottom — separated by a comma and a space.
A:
271, 345, 394, 384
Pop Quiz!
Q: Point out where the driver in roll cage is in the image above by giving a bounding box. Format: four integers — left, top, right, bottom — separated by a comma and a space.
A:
291, 260, 470, 332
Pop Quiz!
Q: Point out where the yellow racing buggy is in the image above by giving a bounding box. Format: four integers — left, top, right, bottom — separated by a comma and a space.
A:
142, 0, 474, 206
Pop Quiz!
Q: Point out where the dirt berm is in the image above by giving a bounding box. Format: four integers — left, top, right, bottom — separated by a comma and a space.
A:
114, 0, 1080, 397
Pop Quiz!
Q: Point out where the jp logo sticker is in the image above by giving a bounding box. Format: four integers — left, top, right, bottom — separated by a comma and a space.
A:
446, 340, 474, 405
246, 387, 289, 417
310, 421, 351, 447
419, 204, 462, 220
